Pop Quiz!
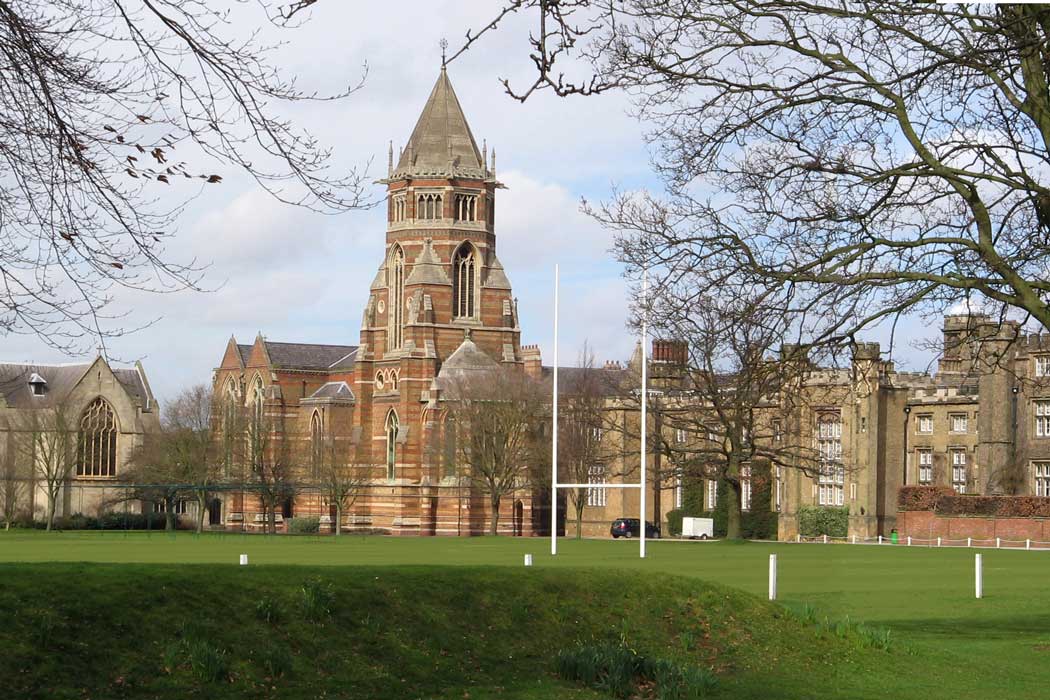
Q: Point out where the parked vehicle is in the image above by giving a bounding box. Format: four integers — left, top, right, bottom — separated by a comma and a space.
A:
681, 517, 714, 540
610, 518, 661, 539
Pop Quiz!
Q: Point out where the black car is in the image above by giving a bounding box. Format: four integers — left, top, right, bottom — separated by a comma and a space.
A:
610, 518, 661, 539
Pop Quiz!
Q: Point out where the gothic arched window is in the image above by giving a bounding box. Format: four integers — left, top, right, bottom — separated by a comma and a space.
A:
76, 398, 118, 477
248, 376, 265, 471
390, 244, 405, 349
455, 194, 477, 222
385, 410, 399, 480
453, 243, 476, 319
310, 411, 323, 478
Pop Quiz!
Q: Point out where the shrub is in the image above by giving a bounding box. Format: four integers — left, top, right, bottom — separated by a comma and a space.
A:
898, 486, 954, 512
798, 506, 848, 537
165, 637, 229, 682
255, 596, 283, 624
287, 516, 321, 535
256, 643, 293, 679
666, 509, 685, 537
300, 578, 335, 620
554, 642, 717, 699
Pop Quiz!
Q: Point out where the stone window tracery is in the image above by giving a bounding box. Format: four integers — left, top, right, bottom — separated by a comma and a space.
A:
452, 243, 476, 319
76, 398, 118, 477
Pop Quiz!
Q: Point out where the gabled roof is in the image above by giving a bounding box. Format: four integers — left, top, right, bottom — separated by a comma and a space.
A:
406, 238, 451, 286
392, 68, 486, 179
0, 359, 153, 410
262, 342, 359, 372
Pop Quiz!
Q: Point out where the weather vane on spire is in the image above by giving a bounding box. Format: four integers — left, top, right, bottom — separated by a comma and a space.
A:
440, 38, 448, 68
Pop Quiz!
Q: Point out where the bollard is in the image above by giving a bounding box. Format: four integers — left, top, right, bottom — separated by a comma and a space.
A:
823, 534, 828, 544
768, 554, 777, 601
797, 533, 801, 543
907, 536, 912, 546
967, 537, 972, 547
524, 554, 533, 567
1027, 539, 1031, 551
975, 553, 983, 599
996, 537, 1001, 549
852, 535, 857, 545
239, 554, 248, 566
878, 535, 883, 544
937, 537, 941, 547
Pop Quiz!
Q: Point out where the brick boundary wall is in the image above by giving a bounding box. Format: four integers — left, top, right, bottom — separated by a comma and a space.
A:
897, 509, 1050, 542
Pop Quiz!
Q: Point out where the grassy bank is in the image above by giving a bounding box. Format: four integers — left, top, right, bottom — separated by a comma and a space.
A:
1, 533, 1048, 697
0, 564, 878, 700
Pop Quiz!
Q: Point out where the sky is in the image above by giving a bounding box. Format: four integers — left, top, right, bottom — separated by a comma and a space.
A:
8, 2, 937, 402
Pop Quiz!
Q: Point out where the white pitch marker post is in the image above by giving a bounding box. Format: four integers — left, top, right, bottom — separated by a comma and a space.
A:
975, 553, 983, 599
524, 554, 533, 567
239, 554, 248, 566
550, 265, 647, 559
768, 554, 778, 601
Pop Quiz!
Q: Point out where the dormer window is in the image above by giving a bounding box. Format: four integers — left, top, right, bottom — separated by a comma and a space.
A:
28, 373, 46, 397
455, 194, 477, 222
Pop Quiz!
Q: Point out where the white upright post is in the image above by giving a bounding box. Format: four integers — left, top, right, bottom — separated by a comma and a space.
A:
907, 536, 912, 546
639, 268, 648, 560
967, 537, 972, 547
937, 537, 941, 547
996, 537, 1001, 549
852, 535, 857, 545
823, 534, 827, 544
239, 554, 248, 566
975, 553, 983, 599
768, 554, 778, 601
551, 264, 559, 556
1027, 539, 1031, 550
878, 535, 883, 544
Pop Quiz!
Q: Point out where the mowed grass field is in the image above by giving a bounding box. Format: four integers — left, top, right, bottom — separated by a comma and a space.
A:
2, 532, 1049, 698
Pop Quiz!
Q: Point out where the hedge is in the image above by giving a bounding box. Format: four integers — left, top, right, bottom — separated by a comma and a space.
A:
900, 485, 1050, 518
287, 516, 321, 534
798, 506, 848, 537
5, 511, 176, 530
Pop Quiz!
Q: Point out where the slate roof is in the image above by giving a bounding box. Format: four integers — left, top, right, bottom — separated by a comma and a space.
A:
237, 344, 252, 365
0, 361, 152, 409
306, 381, 355, 402
435, 338, 500, 391
262, 342, 359, 372
392, 68, 486, 179
540, 366, 633, 397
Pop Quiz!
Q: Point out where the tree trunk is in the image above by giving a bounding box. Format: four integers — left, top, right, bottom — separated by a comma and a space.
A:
334, 502, 342, 537
268, 502, 277, 535
196, 492, 206, 534
489, 494, 501, 535
574, 492, 585, 540
725, 479, 743, 540
46, 491, 57, 531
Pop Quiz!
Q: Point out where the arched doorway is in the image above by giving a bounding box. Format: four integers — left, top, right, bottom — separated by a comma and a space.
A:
208, 498, 222, 526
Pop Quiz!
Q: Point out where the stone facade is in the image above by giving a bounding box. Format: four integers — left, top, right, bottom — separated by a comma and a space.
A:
0, 356, 159, 521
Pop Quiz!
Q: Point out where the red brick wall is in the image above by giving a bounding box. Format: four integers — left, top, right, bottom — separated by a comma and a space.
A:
898, 510, 1050, 543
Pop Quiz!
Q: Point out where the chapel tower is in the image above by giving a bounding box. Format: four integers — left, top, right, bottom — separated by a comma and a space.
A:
352, 67, 524, 534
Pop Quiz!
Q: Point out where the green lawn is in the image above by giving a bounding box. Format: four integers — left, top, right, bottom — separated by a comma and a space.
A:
1, 532, 1047, 698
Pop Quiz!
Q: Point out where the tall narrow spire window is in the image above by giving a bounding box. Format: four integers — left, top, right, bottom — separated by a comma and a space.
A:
310, 411, 323, 479
453, 243, 476, 319
391, 194, 406, 222
417, 193, 442, 220
386, 410, 399, 480
76, 398, 118, 477
390, 245, 405, 349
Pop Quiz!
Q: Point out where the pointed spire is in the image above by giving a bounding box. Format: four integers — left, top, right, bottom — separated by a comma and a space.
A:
482, 139, 488, 172
491, 148, 496, 177
393, 69, 484, 178
387, 141, 393, 176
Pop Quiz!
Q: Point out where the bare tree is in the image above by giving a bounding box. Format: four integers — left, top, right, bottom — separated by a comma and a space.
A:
0, 434, 28, 529
126, 385, 223, 532
305, 424, 370, 537
16, 403, 78, 531
640, 285, 825, 540
559, 343, 621, 539
245, 403, 298, 535
0, 1, 368, 350
463, 2, 1050, 349
445, 369, 546, 536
